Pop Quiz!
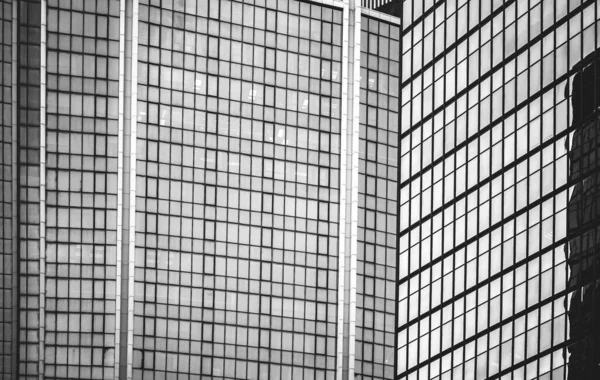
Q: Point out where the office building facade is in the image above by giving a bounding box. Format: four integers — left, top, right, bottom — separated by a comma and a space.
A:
1, 0, 400, 379
399, 1, 600, 379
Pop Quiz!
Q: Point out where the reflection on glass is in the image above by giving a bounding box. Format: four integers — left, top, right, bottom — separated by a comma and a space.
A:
565, 48, 600, 380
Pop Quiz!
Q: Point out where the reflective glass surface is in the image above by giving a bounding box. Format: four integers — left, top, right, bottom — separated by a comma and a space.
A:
356, 15, 400, 380
133, 1, 343, 378
399, 0, 600, 379
45, 0, 121, 378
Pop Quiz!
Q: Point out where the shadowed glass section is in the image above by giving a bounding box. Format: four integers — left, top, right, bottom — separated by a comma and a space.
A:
565, 48, 600, 380
0, 1, 13, 378
16, 1, 42, 378
374, 1, 401, 18
362, 0, 401, 16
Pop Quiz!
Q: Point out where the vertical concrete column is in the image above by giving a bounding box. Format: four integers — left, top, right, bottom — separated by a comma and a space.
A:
347, 6, 362, 380
39, 0, 48, 377
115, 0, 127, 375
10, 1, 19, 377
125, 0, 140, 378
337, 1, 361, 379
337, 1, 350, 378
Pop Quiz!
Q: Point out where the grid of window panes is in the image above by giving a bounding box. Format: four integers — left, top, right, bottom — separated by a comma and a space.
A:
16, 1, 42, 378
0, 0, 13, 378
356, 15, 399, 380
398, 1, 600, 379
44, 0, 121, 378
133, 1, 343, 378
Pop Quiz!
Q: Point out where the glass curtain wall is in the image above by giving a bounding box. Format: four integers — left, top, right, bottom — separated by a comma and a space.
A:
133, 1, 343, 378
16, 0, 42, 378
356, 14, 400, 380
399, 0, 600, 379
45, 0, 121, 378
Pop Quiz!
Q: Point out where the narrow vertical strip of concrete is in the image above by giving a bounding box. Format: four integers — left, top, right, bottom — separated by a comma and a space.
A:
338, 1, 362, 379
337, 2, 350, 378
115, 0, 128, 375
348, 6, 362, 380
38, 0, 48, 378
126, 0, 140, 377
10, 1, 19, 377
118, 0, 139, 378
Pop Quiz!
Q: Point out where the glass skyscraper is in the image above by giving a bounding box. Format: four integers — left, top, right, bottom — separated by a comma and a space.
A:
2, 0, 401, 379
132, 1, 346, 378
399, 1, 600, 379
